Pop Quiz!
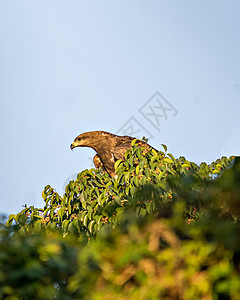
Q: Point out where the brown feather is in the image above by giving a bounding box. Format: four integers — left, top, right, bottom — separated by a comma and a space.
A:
70, 131, 155, 177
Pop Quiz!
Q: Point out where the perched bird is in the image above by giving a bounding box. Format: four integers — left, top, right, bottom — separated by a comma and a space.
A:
70, 131, 154, 177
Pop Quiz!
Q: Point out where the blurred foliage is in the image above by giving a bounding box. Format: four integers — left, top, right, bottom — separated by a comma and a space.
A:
1, 140, 240, 299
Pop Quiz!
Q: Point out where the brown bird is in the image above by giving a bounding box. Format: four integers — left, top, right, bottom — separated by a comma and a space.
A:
70, 131, 154, 177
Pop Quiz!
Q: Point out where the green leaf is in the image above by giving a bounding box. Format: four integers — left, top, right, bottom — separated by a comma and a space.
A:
88, 220, 95, 233
136, 147, 143, 159
95, 215, 103, 224
131, 139, 138, 147
34, 220, 42, 231
58, 207, 64, 221
87, 206, 93, 220
68, 222, 78, 235
106, 181, 112, 188
62, 219, 70, 232
135, 165, 140, 175
33, 215, 43, 219
130, 186, 137, 197
133, 175, 139, 187
114, 196, 122, 206
7, 214, 16, 222
161, 144, 167, 152
167, 153, 176, 162
97, 194, 103, 206
42, 190, 47, 200
114, 159, 123, 170
83, 214, 88, 227
79, 210, 88, 222
72, 217, 79, 227
182, 163, 190, 168
151, 155, 159, 163
125, 172, 130, 184
80, 192, 87, 209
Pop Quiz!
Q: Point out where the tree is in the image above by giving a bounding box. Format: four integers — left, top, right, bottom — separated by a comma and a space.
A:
1, 140, 240, 299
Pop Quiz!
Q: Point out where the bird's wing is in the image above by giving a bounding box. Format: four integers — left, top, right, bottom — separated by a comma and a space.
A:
113, 140, 152, 160
97, 150, 117, 177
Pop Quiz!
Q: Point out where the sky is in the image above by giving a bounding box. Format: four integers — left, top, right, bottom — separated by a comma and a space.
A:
0, 0, 240, 216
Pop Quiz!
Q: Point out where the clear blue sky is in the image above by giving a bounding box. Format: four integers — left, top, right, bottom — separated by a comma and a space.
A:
0, 1, 240, 216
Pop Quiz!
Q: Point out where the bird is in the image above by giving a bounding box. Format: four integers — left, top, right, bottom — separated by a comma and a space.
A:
70, 131, 155, 177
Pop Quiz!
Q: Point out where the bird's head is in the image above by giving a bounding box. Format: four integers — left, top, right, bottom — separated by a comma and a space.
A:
70, 133, 88, 150
70, 131, 109, 151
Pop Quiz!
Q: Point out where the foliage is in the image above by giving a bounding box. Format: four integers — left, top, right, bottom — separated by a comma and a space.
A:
1, 140, 240, 299
6, 142, 234, 238
0, 227, 78, 300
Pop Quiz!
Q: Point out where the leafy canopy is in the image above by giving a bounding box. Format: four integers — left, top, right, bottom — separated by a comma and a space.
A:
1, 140, 240, 299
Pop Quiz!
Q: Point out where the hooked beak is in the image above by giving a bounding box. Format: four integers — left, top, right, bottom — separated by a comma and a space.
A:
70, 143, 75, 150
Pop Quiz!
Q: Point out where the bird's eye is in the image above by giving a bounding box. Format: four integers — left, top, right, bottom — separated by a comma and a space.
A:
78, 137, 81, 141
